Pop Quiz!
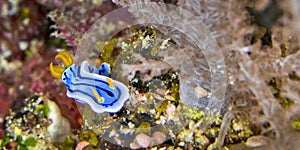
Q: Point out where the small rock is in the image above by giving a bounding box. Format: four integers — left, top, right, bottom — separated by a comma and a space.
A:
232, 120, 244, 132
14, 127, 22, 135
194, 86, 208, 99
178, 141, 185, 147
130, 141, 140, 149
166, 104, 176, 115
245, 136, 268, 148
195, 135, 210, 148
151, 131, 166, 145
136, 133, 151, 148
165, 95, 175, 101
75, 141, 90, 150
156, 88, 166, 96
153, 93, 164, 101
137, 93, 147, 102
47, 100, 72, 143
177, 129, 193, 143
19, 41, 28, 51
128, 122, 135, 128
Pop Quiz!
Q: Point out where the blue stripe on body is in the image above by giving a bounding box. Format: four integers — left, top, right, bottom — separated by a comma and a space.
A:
65, 65, 121, 107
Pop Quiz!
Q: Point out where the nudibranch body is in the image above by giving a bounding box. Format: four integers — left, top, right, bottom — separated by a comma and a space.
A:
50, 52, 129, 113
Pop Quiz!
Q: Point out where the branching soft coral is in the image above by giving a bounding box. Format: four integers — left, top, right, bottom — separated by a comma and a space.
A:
224, 0, 300, 149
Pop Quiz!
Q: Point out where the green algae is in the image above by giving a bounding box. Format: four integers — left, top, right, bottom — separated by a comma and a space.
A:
79, 130, 98, 147
101, 38, 118, 65
36, 104, 50, 117
0, 137, 10, 148
136, 122, 151, 135
292, 120, 300, 130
